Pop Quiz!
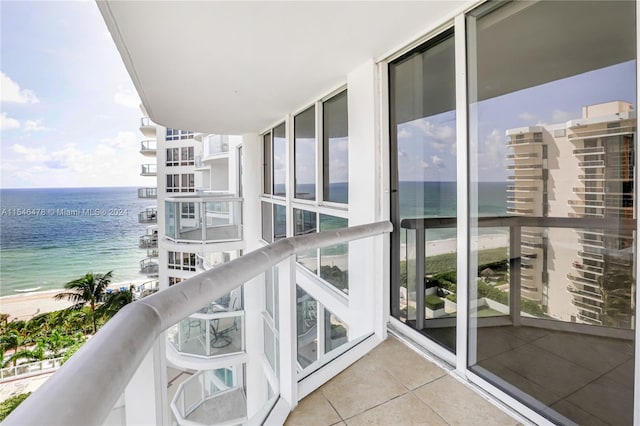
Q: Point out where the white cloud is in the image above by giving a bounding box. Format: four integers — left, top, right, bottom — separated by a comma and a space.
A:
398, 128, 412, 139
113, 86, 140, 109
1, 112, 20, 130
100, 131, 136, 149
11, 144, 49, 162
1, 72, 39, 104
431, 155, 445, 168
419, 160, 429, 169
24, 119, 51, 132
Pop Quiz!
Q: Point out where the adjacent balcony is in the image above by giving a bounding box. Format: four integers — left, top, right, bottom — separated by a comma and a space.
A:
507, 152, 538, 159
506, 137, 542, 146
139, 258, 159, 276
140, 117, 156, 137
165, 194, 243, 244
138, 187, 157, 199
135, 280, 159, 298
573, 146, 605, 156
202, 134, 229, 158
140, 140, 157, 156
506, 185, 538, 192
167, 291, 244, 359
568, 125, 636, 140
138, 207, 158, 224
194, 155, 208, 170
141, 164, 157, 177
139, 233, 158, 249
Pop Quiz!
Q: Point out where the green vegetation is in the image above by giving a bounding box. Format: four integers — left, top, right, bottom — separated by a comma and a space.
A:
425, 294, 444, 310
0, 393, 31, 421
54, 271, 114, 334
401, 246, 546, 318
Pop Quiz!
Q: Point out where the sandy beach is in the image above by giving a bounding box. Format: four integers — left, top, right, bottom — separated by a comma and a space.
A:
401, 233, 509, 261
0, 280, 148, 322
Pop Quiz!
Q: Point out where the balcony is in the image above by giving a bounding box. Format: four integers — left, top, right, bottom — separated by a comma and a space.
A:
194, 155, 208, 170
568, 199, 604, 208
507, 152, 538, 159
578, 173, 605, 181
507, 175, 542, 181
135, 280, 159, 298
138, 207, 157, 224
139, 233, 158, 249
577, 159, 605, 168
506, 185, 538, 192
167, 291, 244, 359
138, 187, 157, 199
568, 125, 636, 140
165, 194, 243, 244
573, 146, 604, 156
507, 196, 534, 203
202, 134, 229, 158
507, 163, 542, 170
139, 258, 158, 276
572, 261, 603, 275
573, 186, 604, 195
507, 207, 534, 215
141, 164, 157, 176
140, 117, 156, 137
140, 140, 157, 156
506, 137, 542, 146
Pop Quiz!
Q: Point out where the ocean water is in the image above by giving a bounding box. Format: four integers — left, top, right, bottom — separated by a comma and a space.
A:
0, 187, 152, 296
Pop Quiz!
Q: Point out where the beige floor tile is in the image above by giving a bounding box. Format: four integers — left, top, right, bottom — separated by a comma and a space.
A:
321, 355, 408, 419
285, 390, 342, 426
368, 337, 446, 390
414, 376, 516, 426
346, 392, 448, 426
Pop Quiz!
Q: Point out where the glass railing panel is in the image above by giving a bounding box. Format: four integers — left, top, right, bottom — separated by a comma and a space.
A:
467, 1, 636, 423
296, 286, 317, 369
165, 199, 243, 243
319, 215, 349, 294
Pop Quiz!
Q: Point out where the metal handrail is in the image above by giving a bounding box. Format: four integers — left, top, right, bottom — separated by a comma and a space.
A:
5, 221, 392, 426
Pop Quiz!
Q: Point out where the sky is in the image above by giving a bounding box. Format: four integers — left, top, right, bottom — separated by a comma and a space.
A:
1, 1, 147, 188
397, 60, 636, 183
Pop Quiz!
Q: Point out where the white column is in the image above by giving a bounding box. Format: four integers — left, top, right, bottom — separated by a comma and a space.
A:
123, 338, 167, 425
278, 256, 298, 407
346, 60, 385, 338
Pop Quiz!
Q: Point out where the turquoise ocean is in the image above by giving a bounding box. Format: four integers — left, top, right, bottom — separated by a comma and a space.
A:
0, 187, 152, 296
0, 183, 508, 297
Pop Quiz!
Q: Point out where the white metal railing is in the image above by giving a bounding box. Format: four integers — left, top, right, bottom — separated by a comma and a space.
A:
4, 221, 392, 426
0, 357, 64, 381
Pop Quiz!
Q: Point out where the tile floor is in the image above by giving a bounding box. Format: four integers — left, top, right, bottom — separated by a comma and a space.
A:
285, 336, 519, 426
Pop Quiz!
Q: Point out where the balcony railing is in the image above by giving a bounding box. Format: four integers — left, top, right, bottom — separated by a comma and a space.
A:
135, 280, 159, 298
568, 125, 636, 140
4, 221, 392, 425
573, 146, 604, 156
140, 117, 157, 137
138, 208, 158, 224
138, 187, 157, 199
139, 234, 158, 249
165, 194, 243, 244
139, 258, 159, 275
140, 140, 157, 155
194, 155, 207, 169
203, 135, 229, 157
141, 164, 157, 176
506, 137, 542, 145
506, 185, 538, 192
400, 216, 634, 331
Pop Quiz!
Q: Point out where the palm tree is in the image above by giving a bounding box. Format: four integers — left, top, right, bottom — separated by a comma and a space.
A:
97, 285, 135, 321
54, 271, 113, 334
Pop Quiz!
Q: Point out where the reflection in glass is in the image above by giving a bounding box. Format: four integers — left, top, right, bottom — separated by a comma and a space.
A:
273, 204, 286, 241
296, 286, 317, 369
263, 133, 272, 195
390, 29, 457, 352
320, 215, 348, 294
261, 201, 272, 243
467, 2, 636, 424
273, 123, 286, 197
294, 209, 317, 271
324, 309, 348, 353
294, 106, 316, 200
323, 91, 348, 203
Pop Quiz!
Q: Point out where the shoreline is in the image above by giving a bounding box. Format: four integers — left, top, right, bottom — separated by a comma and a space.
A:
0, 279, 148, 322
401, 233, 508, 261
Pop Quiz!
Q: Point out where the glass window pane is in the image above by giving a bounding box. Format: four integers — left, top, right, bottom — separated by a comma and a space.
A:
261, 201, 273, 243
263, 133, 272, 195
294, 106, 316, 200
294, 209, 317, 272
390, 29, 457, 353
467, 2, 636, 424
296, 286, 317, 369
324, 309, 348, 353
273, 204, 286, 241
273, 123, 286, 197
319, 214, 348, 294
323, 91, 348, 203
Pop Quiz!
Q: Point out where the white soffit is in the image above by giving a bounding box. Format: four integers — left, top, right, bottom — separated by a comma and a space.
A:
98, 1, 470, 134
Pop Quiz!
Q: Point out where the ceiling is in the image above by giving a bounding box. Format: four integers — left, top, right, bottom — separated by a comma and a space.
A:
98, 1, 472, 134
